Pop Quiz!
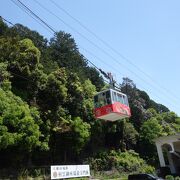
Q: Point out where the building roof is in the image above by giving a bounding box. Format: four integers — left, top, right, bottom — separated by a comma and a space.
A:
155, 134, 180, 144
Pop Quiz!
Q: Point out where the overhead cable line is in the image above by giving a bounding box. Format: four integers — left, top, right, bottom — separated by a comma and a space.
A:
1, 17, 178, 110
81, 47, 180, 108
0, 17, 39, 84
11, 0, 122, 88
82, 47, 179, 108
80, 46, 125, 77
0, 16, 14, 26
81, 47, 179, 108
11, 0, 56, 34
48, 0, 180, 102
16, 0, 56, 33
1, 15, 118, 89
10, 0, 53, 34
33, 0, 146, 80
7, 1, 180, 110
32, 0, 180, 105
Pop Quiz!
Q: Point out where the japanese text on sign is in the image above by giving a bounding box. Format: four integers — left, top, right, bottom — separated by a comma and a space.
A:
51, 165, 90, 179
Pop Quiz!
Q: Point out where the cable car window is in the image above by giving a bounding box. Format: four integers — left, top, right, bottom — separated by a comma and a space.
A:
122, 95, 128, 105
99, 93, 107, 107
94, 95, 98, 103
103, 92, 107, 105
94, 95, 99, 108
117, 94, 123, 104
124, 96, 128, 106
122, 95, 126, 105
112, 91, 115, 102
116, 94, 119, 102
113, 92, 118, 102
106, 91, 111, 104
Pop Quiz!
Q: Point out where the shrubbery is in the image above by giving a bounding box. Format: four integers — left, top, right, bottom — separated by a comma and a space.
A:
165, 175, 180, 180
87, 150, 155, 174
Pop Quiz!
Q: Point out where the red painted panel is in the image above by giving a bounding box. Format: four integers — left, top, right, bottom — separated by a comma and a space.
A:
94, 104, 113, 118
94, 102, 131, 119
112, 102, 131, 116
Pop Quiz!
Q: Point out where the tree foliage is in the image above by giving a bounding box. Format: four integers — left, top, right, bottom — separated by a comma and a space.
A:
140, 118, 163, 144
0, 88, 48, 151
88, 150, 155, 173
0, 19, 179, 174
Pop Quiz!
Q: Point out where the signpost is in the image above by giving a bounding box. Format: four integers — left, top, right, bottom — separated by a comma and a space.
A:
51, 165, 90, 179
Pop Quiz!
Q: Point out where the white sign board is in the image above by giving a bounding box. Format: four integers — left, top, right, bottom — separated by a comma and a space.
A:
51, 165, 90, 179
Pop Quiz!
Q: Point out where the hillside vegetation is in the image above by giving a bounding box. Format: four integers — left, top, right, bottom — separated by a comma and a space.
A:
0, 18, 179, 177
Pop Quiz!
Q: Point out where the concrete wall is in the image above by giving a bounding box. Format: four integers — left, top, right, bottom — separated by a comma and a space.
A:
155, 134, 180, 174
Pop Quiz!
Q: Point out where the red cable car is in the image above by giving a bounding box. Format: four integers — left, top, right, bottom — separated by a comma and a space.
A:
94, 88, 131, 121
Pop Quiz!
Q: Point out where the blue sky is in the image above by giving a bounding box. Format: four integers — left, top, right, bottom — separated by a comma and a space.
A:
1, 0, 180, 115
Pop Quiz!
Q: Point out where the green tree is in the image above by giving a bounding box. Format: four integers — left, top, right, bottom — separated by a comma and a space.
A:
38, 68, 67, 110
49, 31, 87, 72
70, 117, 91, 153
0, 88, 48, 166
140, 118, 163, 144
121, 77, 146, 129
149, 100, 169, 113
49, 31, 104, 90
123, 122, 139, 150
162, 112, 178, 123
139, 117, 163, 163
85, 67, 104, 91
160, 112, 180, 134
0, 37, 44, 103
81, 79, 96, 121
7, 24, 48, 52
0, 62, 11, 90
0, 17, 8, 36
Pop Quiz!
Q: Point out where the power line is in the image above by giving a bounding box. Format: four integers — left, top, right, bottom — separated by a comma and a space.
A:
0, 16, 14, 26
0, 16, 40, 83
33, 0, 143, 78
16, 0, 56, 33
1, 16, 119, 93
1, 14, 178, 110
1, 16, 117, 89
11, 0, 56, 34
48, 0, 180, 102
2, 18, 176, 109
6, 0, 180, 110
31, 0, 180, 109
0, 16, 113, 86
80, 46, 125, 77
79, 47, 180, 108
10, 0, 121, 88
82, 47, 180, 109
10, 0, 53, 34
32, 0, 180, 103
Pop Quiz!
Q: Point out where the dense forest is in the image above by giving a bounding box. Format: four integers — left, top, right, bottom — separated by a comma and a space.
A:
0, 17, 180, 177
